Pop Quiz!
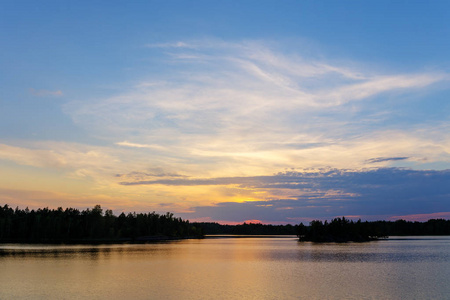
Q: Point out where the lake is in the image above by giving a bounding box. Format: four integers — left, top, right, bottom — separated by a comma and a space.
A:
1, 236, 449, 299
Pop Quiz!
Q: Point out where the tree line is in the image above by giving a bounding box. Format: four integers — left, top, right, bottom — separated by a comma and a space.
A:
0, 204, 203, 243
2, 203, 449, 243
193, 222, 298, 235
194, 218, 450, 242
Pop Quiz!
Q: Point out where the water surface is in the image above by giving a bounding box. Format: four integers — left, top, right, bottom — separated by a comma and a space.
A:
1, 236, 449, 299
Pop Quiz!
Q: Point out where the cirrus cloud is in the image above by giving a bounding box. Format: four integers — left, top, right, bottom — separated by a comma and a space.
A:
29, 88, 63, 97
64, 40, 449, 178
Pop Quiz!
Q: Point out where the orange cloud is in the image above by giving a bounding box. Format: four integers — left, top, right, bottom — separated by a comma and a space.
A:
390, 212, 450, 222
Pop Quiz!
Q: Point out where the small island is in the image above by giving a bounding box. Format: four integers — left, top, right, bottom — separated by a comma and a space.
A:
297, 217, 450, 242
297, 217, 388, 242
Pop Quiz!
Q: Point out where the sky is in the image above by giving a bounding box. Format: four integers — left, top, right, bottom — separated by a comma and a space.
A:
1, 0, 450, 224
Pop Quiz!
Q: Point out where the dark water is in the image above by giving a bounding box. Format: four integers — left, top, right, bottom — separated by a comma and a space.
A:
1, 236, 449, 299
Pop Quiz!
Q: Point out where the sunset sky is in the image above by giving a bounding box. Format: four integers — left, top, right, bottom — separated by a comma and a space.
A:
1, 1, 449, 224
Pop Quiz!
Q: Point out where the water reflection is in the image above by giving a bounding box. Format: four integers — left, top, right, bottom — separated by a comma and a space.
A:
294, 241, 448, 263
1, 237, 447, 263
0, 243, 179, 259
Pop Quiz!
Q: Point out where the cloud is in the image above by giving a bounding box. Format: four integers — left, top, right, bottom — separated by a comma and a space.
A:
2, 141, 448, 222
0, 187, 173, 215
116, 169, 188, 180
389, 212, 450, 222
145, 41, 197, 49
0, 188, 109, 209
29, 88, 63, 97
314, 73, 447, 107
116, 141, 166, 151
0, 142, 115, 170
64, 39, 449, 180
172, 168, 450, 223
0, 142, 129, 192
366, 157, 409, 163
117, 166, 450, 222
7, 39, 446, 223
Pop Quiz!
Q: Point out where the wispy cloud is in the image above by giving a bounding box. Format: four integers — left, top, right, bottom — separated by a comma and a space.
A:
0, 142, 114, 170
29, 88, 63, 97
116, 169, 188, 180
116, 141, 165, 151
314, 73, 447, 107
366, 157, 409, 163
65, 39, 449, 180
145, 41, 197, 49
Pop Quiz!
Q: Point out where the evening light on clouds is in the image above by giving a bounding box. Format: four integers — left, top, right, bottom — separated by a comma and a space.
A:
1, 1, 449, 223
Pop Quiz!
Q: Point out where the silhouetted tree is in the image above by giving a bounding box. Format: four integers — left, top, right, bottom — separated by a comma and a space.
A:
0, 204, 203, 243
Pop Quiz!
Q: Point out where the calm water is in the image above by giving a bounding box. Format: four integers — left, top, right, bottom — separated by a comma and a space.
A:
1, 236, 449, 299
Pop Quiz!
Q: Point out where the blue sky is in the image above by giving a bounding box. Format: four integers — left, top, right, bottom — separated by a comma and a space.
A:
1, 1, 449, 223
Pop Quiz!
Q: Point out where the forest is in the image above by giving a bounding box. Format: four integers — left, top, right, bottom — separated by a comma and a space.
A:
0, 204, 203, 243
1, 204, 450, 243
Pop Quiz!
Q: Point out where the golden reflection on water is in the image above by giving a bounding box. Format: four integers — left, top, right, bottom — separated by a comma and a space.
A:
1, 236, 450, 299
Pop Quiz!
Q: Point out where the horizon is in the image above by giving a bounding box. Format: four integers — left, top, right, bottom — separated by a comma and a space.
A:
1, 1, 449, 224
3, 201, 448, 225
